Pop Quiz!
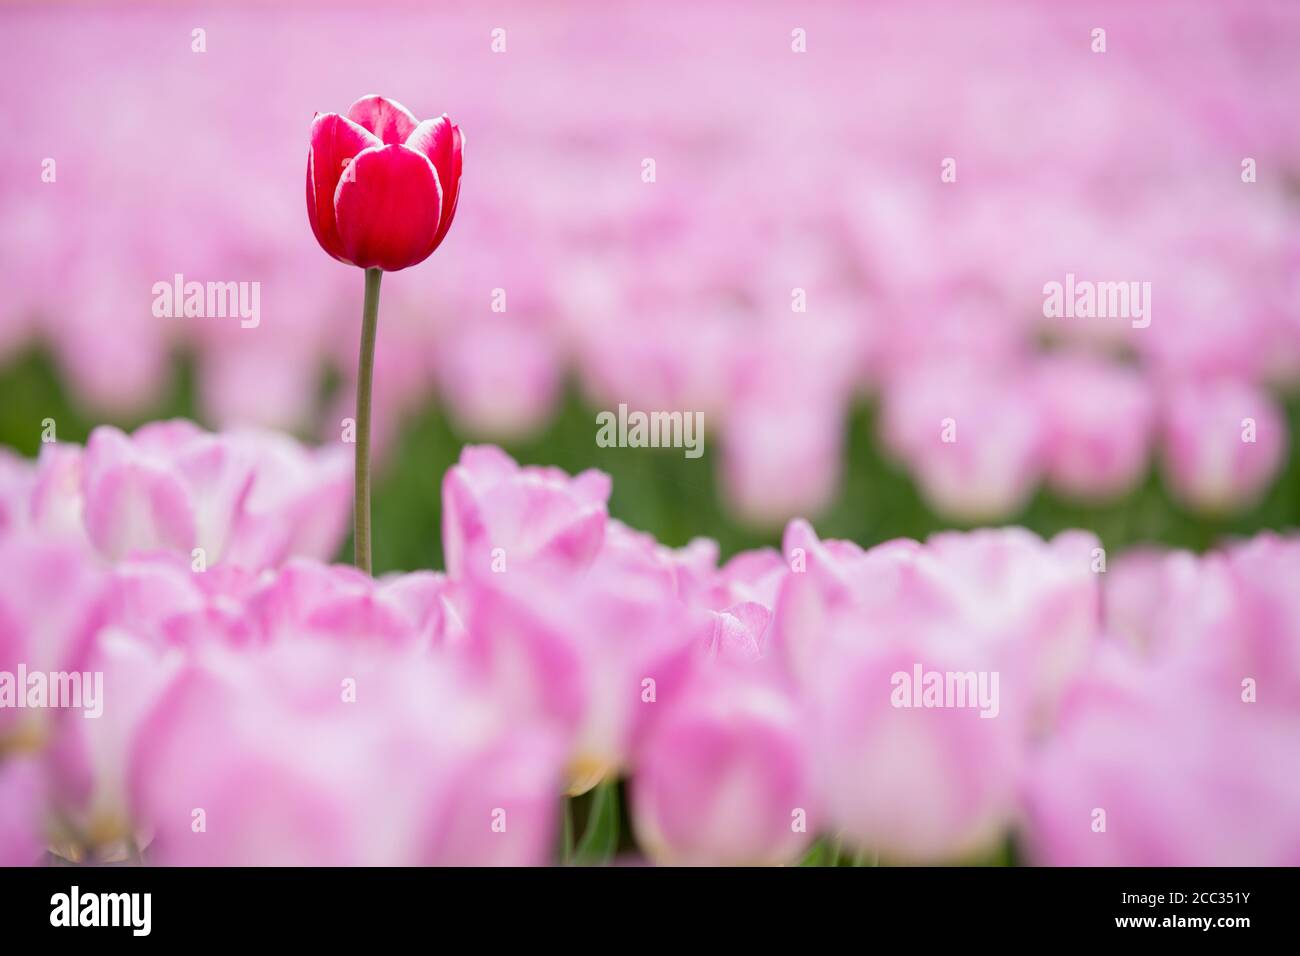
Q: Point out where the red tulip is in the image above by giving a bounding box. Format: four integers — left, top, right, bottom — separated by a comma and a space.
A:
306, 95, 464, 575
306, 94, 463, 272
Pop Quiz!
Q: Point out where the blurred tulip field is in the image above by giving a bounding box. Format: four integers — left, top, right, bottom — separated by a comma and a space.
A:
2, 1, 1299, 869
4, 352, 1299, 574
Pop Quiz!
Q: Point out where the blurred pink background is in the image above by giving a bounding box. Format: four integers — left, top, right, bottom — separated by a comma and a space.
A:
2, 0, 1299, 522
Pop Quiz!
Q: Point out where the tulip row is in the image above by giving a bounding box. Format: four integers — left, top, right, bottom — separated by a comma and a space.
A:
2, 424, 1297, 865
4, 2, 1299, 525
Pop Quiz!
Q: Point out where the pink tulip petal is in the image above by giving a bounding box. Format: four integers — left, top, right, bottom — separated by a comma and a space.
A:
346, 94, 419, 146
81, 428, 198, 561
334, 145, 443, 272
406, 116, 463, 252
307, 113, 381, 263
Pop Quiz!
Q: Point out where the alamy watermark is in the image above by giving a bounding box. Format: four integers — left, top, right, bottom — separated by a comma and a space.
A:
595, 403, 704, 459
0, 665, 103, 718
1042, 273, 1150, 329
890, 664, 999, 718
152, 273, 260, 328
50, 886, 151, 936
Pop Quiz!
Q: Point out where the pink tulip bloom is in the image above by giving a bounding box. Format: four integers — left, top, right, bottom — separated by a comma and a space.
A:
80, 422, 252, 563
816, 638, 1022, 863
922, 527, 1103, 721
442, 445, 610, 579
307, 95, 463, 272
767, 519, 939, 689
457, 557, 696, 795
0, 535, 106, 741
98, 552, 262, 650
71, 421, 350, 569
0, 448, 34, 536
247, 558, 464, 651
694, 546, 788, 615
721, 394, 845, 526
26, 443, 86, 540
1220, 534, 1300, 709
1023, 646, 1300, 866
1100, 546, 1183, 655
1161, 378, 1288, 512
1104, 535, 1300, 709
220, 429, 351, 569
129, 639, 561, 866
591, 520, 725, 601
44, 629, 176, 850
769, 522, 1102, 859
692, 602, 770, 664
46, 555, 468, 854
1034, 354, 1155, 500
881, 363, 1046, 521
652, 536, 724, 607
36, 550, 267, 849
632, 668, 816, 866
0, 758, 46, 867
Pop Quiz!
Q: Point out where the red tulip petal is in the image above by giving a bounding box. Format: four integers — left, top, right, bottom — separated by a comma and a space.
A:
346, 94, 419, 146
307, 113, 381, 263
334, 145, 443, 272
406, 116, 463, 253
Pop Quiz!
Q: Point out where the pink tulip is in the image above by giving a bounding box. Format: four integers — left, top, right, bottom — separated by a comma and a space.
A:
592, 519, 703, 598
1034, 354, 1155, 500
1220, 534, 1300, 709
1104, 546, 1229, 660
692, 602, 769, 664
72, 421, 350, 569
129, 640, 561, 866
767, 519, 940, 689
1161, 378, 1287, 512
307, 95, 463, 272
1104, 536, 1300, 709
0, 758, 45, 866
220, 429, 351, 569
247, 558, 464, 651
457, 556, 696, 795
46, 555, 468, 855
26, 443, 85, 540
922, 527, 1103, 720
770, 525, 1042, 859
690, 545, 787, 615
98, 552, 261, 650
632, 668, 816, 866
0, 535, 106, 741
768, 521, 1103, 859
816, 638, 1021, 863
442, 445, 610, 579
1023, 646, 1300, 865
881, 363, 1045, 521
36, 550, 263, 851
721, 394, 845, 526
44, 629, 176, 850
0, 448, 31, 535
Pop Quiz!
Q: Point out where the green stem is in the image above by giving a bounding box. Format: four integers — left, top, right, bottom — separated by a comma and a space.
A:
353, 267, 383, 574
562, 798, 575, 865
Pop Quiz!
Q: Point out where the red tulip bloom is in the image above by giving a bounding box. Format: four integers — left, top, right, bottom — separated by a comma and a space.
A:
307, 94, 463, 272
307, 95, 464, 576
